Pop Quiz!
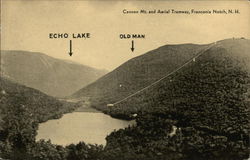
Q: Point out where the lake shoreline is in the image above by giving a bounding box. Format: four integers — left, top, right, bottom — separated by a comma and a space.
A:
36, 112, 136, 146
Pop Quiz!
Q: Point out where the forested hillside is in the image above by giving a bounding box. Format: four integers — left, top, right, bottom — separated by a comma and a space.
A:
109, 38, 250, 116
0, 78, 78, 122
101, 38, 250, 159
71, 38, 249, 159
2, 50, 107, 97
72, 43, 211, 106
0, 78, 79, 159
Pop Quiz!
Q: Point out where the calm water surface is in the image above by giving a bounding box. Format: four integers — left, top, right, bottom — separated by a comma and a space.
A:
36, 112, 135, 146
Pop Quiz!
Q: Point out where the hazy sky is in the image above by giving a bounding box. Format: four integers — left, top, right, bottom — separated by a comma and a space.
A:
1, 0, 250, 70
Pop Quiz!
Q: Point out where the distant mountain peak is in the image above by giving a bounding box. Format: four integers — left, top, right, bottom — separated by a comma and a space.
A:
1, 50, 107, 97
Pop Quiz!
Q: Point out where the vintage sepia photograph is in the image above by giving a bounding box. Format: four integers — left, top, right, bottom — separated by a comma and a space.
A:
0, 0, 249, 159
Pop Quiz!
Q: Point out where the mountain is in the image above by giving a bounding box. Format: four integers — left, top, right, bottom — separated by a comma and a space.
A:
122, 38, 250, 107
72, 38, 250, 117
106, 38, 250, 129
94, 38, 250, 159
105, 37, 250, 150
1, 50, 107, 97
72, 42, 212, 107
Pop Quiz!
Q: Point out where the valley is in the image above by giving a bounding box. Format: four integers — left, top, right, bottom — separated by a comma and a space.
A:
0, 38, 249, 160
60, 97, 101, 112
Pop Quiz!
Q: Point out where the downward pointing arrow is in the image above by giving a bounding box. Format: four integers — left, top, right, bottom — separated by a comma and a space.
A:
69, 40, 73, 56
131, 40, 135, 52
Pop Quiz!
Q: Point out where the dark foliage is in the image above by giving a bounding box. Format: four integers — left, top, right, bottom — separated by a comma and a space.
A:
0, 78, 78, 159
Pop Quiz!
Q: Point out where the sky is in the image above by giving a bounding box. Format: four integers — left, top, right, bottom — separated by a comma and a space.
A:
1, 0, 250, 71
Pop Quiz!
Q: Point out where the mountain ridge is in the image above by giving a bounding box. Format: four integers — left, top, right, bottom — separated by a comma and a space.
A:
71, 42, 212, 103
1, 50, 107, 97
71, 38, 250, 117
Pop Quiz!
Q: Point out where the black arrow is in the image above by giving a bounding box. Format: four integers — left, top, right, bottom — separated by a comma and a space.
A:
131, 40, 134, 52
69, 40, 73, 56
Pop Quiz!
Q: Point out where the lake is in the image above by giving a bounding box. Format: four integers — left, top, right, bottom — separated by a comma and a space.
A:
36, 112, 136, 146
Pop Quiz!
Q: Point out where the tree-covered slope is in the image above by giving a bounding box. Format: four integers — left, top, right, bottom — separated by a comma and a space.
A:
0, 78, 78, 124
100, 38, 250, 160
0, 78, 79, 159
1, 50, 107, 97
110, 38, 250, 117
72, 43, 211, 108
